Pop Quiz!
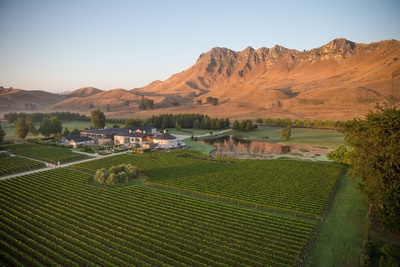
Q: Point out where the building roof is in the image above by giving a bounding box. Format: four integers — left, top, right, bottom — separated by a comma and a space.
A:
71, 137, 93, 143
154, 133, 177, 140
81, 126, 156, 135
115, 132, 147, 138
63, 135, 92, 143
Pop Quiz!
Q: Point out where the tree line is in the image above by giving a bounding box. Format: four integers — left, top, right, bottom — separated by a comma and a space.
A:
257, 117, 341, 129
141, 113, 230, 130
4, 111, 88, 124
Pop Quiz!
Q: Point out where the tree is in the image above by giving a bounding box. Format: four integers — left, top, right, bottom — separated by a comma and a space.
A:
282, 117, 293, 126
26, 116, 39, 136
39, 117, 51, 137
273, 117, 283, 126
70, 128, 80, 135
327, 145, 349, 164
281, 124, 292, 141
94, 168, 108, 187
39, 116, 62, 137
304, 119, 313, 128
0, 123, 6, 142
124, 118, 142, 128
193, 119, 201, 129
123, 100, 130, 106
139, 95, 154, 110
232, 120, 240, 130
206, 97, 218, 106
91, 109, 106, 129
294, 119, 303, 127
314, 119, 324, 129
93, 164, 138, 187
63, 127, 71, 136
264, 118, 273, 125
15, 117, 29, 139
341, 108, 400, 230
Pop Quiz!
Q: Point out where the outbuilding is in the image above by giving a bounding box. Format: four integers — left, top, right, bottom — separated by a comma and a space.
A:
153, 132, 178, 149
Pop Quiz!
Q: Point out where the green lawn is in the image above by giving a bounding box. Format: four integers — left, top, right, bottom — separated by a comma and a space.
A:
234, 125, 345, 149
181, 138, 216, 155
306, 170, 367, 267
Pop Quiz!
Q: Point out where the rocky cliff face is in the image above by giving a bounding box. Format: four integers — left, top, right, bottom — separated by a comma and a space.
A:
132, 38, 400, 119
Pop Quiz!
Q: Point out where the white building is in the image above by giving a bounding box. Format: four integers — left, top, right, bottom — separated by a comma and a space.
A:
153, 132, 179, 149
114, 131, 152, 147
60, 135, 93, 148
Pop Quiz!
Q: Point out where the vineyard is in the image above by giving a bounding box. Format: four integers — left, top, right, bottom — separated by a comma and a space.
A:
72, 151, 344, 218
2, 143, 87, 164
1, 167, 318, 267
0, 154, 46, 176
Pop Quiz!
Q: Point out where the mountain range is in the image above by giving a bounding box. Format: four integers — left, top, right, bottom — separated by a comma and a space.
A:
1, 38, 399, 120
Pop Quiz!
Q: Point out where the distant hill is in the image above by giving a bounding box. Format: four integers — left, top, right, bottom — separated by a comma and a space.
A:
66, 87, 103, 98
1, 38, 399, 120
0, 88, 67, 114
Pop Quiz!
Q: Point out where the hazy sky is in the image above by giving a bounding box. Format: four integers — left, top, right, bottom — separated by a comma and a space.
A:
1, 0, 399, 93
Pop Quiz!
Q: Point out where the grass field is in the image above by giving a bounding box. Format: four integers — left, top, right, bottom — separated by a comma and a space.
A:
306, 171, 368, 266
231, 125, 345, 149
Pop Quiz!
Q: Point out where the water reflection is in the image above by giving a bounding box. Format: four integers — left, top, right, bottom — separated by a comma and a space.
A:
203, 135, 288, 159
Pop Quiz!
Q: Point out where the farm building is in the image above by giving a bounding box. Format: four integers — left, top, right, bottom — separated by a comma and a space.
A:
153, 131, 179, 149
71, 127, 183, 150
80, 127, 156, 145
60, 135, 93, 148
114, 131, 153, 147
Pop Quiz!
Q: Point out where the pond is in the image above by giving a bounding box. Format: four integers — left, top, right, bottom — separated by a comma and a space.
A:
202, 135, 330, 160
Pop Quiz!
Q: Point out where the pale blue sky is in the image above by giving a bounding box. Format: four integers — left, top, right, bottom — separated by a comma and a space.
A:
1, 0, 399, 93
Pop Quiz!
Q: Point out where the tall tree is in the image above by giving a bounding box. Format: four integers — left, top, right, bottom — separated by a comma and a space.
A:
39, 116, 62, 137
39, 117, 51, 137
281, 124, 292, 141
26, 116, 39, 136
91, 109, 106, 129
341, 108, 400, 230
15, 117, 29, 139
62, 127, 71, 136
0, 123, 6, 142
